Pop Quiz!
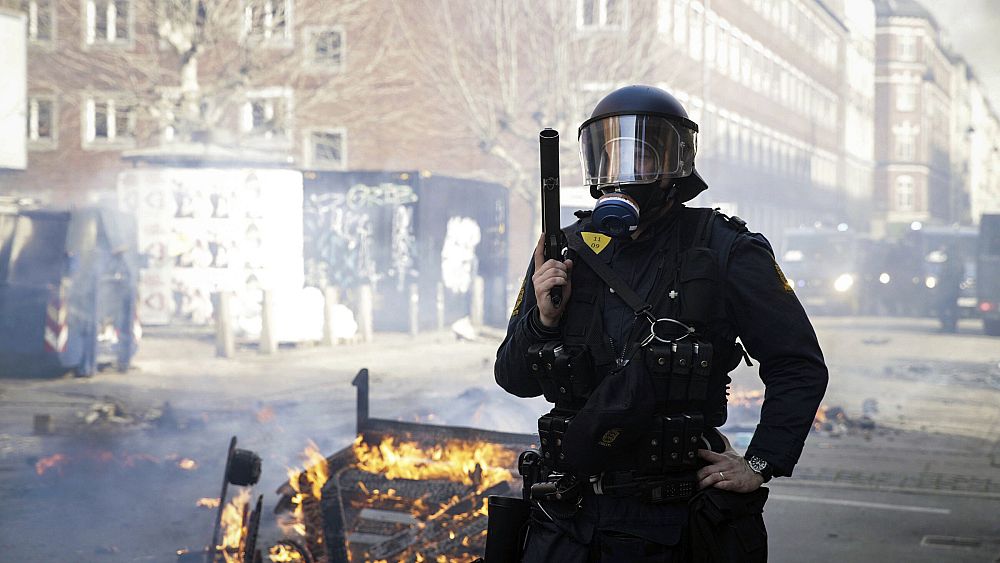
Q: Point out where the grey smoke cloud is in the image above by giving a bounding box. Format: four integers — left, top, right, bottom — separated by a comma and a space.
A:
921, 0, 1000, 109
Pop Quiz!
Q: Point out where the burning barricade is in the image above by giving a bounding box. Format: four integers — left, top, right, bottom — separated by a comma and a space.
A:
272, 433, 523, 563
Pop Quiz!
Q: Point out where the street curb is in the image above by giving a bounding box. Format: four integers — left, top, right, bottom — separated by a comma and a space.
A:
775, 476, 1000, 501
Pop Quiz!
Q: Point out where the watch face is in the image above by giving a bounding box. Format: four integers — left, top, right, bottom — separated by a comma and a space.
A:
748, 456, 768, 473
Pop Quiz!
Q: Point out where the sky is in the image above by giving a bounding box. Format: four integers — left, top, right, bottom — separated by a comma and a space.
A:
920, 0, 1000, 110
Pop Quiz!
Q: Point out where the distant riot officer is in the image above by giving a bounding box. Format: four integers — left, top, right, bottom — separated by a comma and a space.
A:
495, 85, 829, 562
937, 243, 965, 333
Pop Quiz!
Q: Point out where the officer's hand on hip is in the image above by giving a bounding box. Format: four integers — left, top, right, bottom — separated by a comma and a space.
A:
695, 449, 764, 493
532, 235, 573, 328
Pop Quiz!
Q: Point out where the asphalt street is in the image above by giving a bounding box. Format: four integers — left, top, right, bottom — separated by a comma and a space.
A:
0, 316, 998, 562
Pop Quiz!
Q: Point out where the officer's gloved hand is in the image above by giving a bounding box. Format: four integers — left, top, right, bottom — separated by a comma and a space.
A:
695, 432, 764, 493
532, 235, 573, 327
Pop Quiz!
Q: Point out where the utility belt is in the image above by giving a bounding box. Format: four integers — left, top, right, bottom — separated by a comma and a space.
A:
538, 411, 710, 474
534, 411, 717, 505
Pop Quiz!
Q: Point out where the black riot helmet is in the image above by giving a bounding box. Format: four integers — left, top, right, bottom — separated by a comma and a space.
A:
578, 84, 708, 203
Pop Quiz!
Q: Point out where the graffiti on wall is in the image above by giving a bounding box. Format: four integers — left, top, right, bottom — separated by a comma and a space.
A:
303, 182, 417, 292
440, 216, 481, 294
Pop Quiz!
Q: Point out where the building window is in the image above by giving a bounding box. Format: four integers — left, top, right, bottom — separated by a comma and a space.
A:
704, 15, 715, 66
896, 35, 916, 61
242, 89, 292, 142
895, 83, 916, 112
729, 32, 740, 81
85, 0, 131, 44
306, 27, 344, 69
579, 0, 626, 29
716, 118, 728, 156
306, 129, 346, 170
893, 121, 918, 161
83, 96, 136, 147
658, 0, 672, 34
688, 2, 703, 60
895, 175, 915, 211
23, 0, 54, 42
243, 0, 291, 42
672, 0, 688, 44
716, 21, 728, 74
27, 96, 56, 146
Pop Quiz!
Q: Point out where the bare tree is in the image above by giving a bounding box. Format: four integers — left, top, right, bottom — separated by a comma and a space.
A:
384, 0, 698, 212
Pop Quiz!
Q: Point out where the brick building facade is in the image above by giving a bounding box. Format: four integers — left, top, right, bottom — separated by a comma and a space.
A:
2, 0, 998, 281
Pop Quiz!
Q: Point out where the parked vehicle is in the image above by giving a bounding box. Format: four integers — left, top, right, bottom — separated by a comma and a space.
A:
901, 226, 978, 320
780, 228, 861, 315
0, 200, 139, 377
978, 214, 1000, 336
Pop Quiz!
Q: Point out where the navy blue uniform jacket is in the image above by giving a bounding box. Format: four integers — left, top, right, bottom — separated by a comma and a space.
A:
495, 205, 828, 480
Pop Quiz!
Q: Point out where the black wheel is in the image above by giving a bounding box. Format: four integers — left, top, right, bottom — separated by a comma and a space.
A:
985, 319, 1000, 337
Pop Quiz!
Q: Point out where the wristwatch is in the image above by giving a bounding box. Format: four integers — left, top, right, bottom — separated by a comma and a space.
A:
746, 455, 773, 483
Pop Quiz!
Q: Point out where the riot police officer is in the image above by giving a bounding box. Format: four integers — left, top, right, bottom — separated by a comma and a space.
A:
495, 85, 829, 562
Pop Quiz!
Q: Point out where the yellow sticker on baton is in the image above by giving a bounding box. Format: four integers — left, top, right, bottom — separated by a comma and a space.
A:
581, 231, 611, 255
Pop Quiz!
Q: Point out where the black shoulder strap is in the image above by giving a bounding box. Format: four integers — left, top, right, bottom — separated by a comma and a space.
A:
692, 207, 716, 248
567, 233, 652, 317
711, 211, 749, 276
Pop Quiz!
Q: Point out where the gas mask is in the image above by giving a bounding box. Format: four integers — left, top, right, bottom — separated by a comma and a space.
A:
591, 181, 672, 239
579, 114, 696, 239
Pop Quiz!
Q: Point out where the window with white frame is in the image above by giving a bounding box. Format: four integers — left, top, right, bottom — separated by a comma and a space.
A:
27, 96, 56, 145
704, 15, 715, 66
895, 83, 917, 112
672, 0, 687, 44
657, 0, 672, 34
893, 121, 918, 161
716, 117, 728, 156
22, 0, 54, 42
579, 0, 626, 29
896, 35, 916, 61
729, 32, 740, 81
729, 121, 739, 157
894, 175, 915, 211
243, 0, 291, 42
83, 96, 136, 147
688, 2, 702, 60
306, 27, 344, 68
306, 129, 346, 169
85, 0, 131, 44
242, 89, 292, 142
716, 21, 728, 74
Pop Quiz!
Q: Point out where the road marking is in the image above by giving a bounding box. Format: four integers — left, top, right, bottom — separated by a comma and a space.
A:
770, 493, 951, 515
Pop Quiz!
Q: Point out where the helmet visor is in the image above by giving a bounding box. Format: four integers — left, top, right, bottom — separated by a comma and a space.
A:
579, 115, 697, 186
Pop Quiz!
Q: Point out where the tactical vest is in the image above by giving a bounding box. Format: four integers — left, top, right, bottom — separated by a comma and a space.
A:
527, 207, 750, 477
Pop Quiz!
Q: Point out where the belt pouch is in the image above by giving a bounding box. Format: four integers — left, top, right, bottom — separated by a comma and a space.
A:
644, 343, 672, 400
663, 415, 686, 466
669, 342, 693, 399
641, 416, 666, 473
689, 342, 712, 401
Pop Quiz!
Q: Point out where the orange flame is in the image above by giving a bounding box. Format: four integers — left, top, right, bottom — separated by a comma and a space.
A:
278, 441, 330, 539
196, 497, 221, 508
268, 543, 306, 562
813, 404, 829, 430
256, 406, 276, 424
351, 435, 515, 490
218, 489, 251, 563
35, 453, 68, 476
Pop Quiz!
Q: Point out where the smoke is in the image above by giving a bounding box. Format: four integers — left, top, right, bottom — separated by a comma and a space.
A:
921, 0, 1000, 108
